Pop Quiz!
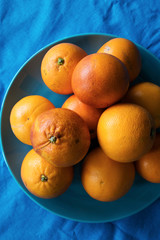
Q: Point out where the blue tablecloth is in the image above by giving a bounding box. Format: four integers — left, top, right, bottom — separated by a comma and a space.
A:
1, 1, 160, 239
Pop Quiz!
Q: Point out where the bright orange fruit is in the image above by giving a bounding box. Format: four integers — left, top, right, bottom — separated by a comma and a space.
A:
30, 108, 91, 167
10, 95, 55, 145
97, 103, 156, 163
122, 82, 160, 128
81, 147, 135, 202
97, 38, 141, 82
135, 133, 160, 183
21, 149, 73, 198
72, 53, 129, 108
62, 94, 104, 138
41, 43, 87, 94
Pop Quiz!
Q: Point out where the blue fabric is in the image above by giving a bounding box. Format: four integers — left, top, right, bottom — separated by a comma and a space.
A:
1, 0, 160, 239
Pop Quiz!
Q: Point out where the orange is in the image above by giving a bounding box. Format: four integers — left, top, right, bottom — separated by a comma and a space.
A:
71, 53, 129, 108
41, 43, 87, 94
21, 149, 73, 198
10, 95, 55, 145
30, 108, 91, 167
97, 103, 156, 163
97, 38, 141, 82
62, 94, 104, 139
81, 147, 135, 202
122, 82, 160, 128
135, 133, 160, 183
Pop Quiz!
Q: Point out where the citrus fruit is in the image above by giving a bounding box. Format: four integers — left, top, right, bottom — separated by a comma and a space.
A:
30, 108, 91, 167
10, 95, 55, 145
135, 133, 160, 183
97, 103, 156, 163
71, 53, 129, 108
97, 38, 141, 82
122, 82, 160, 128
81, 147, 135, 202
41, 43, 87, 94
21, 149, 73, 198
62, 94, 104, 138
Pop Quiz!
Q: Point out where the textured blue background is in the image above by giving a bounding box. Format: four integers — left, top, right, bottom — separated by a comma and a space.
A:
1, 1, 160, 239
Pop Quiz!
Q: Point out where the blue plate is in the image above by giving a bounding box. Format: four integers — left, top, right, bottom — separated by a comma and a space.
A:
1, 33, 160, 223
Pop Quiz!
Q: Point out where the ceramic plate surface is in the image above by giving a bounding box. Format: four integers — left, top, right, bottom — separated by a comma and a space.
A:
1, 33, 160, 223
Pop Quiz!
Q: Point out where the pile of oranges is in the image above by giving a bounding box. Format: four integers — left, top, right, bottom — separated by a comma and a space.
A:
10, 38, 160, 202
